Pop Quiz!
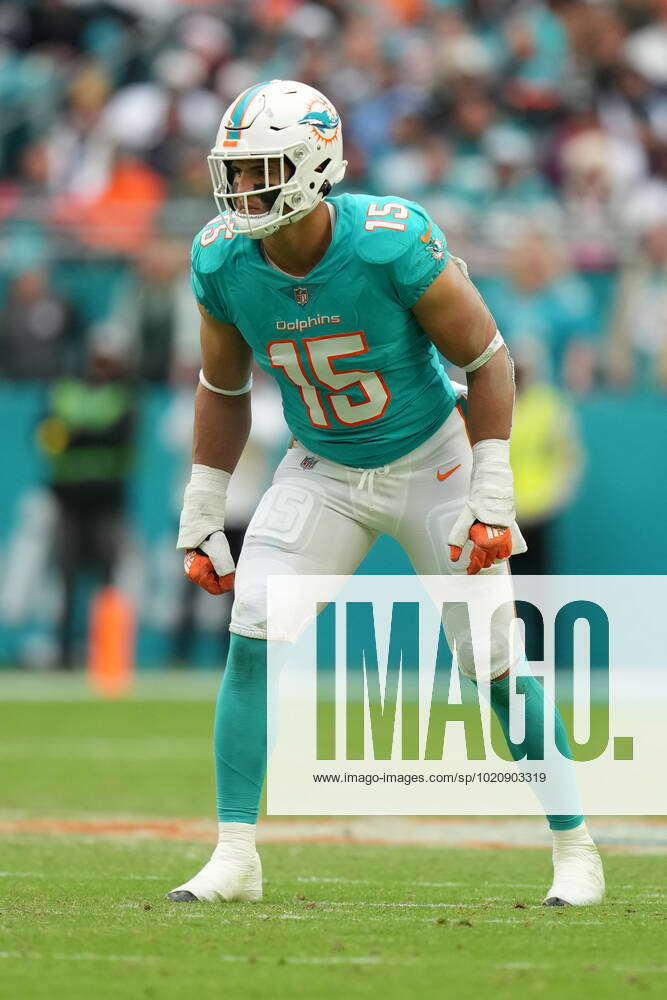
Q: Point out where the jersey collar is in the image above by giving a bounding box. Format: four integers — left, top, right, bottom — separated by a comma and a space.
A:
245, 194, 355, 284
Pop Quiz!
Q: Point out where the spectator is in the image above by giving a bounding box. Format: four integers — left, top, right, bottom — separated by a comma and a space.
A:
0, 268, 81, 379
35, 341, 135, 667
483, 228, 597, 392
624, 2, 667, 87
448, 87, 496, 205
607, 217, 667, 390
557, 115, 629, 273
482, 123, 561, 252
371, 114, 447, 197
107, 239, 196, 382
54, 149, 165, 255
510, 338, 584, 575
500, 1, 570, 122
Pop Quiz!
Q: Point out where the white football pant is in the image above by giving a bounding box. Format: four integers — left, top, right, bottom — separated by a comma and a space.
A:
229, 405, 513, 682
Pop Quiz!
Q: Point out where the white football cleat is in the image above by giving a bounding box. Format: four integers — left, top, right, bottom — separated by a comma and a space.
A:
167, 843, 262, 903
544, 823, 605, 906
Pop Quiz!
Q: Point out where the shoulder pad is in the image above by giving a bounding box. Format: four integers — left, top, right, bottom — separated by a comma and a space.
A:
191, 216, 242, 275
353, 196, 433, 265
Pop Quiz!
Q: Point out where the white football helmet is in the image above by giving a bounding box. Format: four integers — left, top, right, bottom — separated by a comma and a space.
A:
208, 79, 347, 239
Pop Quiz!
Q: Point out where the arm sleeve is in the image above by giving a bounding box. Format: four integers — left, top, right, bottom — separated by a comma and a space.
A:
391, 207, 450, 309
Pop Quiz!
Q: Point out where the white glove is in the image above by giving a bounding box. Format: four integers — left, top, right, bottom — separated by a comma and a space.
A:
448, 439, 527, 574
178, 465, 236, 591
200, 530, 235, 577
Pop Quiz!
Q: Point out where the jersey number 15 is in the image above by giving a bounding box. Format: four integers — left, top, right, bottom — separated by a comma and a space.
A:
267, 332, 390, 428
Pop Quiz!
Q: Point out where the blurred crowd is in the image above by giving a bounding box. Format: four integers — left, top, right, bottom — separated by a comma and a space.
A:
2, 0, 666, 663
0, 0, 666, 393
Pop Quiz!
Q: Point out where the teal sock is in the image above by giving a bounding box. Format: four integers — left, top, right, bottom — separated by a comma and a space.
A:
214, 634, 267, 824
489, 673, 584, 832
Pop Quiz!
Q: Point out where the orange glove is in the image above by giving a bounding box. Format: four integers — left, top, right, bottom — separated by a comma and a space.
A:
184, 549, 235, 595
450, 521, 513, 576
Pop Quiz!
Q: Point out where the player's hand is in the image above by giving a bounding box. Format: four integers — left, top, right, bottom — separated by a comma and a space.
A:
447, 439, 527, 574
178, 465, 233, 593
450, 520, 514, 575
184, 530, 235, 595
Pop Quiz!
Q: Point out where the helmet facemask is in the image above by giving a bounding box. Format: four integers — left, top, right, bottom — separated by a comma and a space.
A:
208, 145, 324, 239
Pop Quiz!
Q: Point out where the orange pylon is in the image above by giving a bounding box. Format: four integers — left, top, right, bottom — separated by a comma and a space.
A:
87, 586, 136, 697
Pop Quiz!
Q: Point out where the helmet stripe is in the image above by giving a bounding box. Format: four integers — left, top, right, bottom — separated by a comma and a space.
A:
224, 80, 272, 146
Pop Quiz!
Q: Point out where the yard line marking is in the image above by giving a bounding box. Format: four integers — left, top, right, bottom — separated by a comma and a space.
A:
296, 876, 372, 885
414, 881, 478, 888
296, 877, 511, 888
478, 918, 605, 926
612, 966, 667, 974
316, 899, 657, 910
0, 872, 165, 881
295, 877, 611, 891
0, 872, 655, 908
118, 875, 165, 881
0, 952, 158, 963
495, 963, 667, 974
497, 962, 549, 970
62, 952, 645, 973
0, 874, 647, 910
0, 738, 210, 762
217, 954, 416, 966
0, 872, 49, 878
312, 901, 545, 909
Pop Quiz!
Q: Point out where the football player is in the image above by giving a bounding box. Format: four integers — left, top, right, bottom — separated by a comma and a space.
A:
168, 80, 604, 906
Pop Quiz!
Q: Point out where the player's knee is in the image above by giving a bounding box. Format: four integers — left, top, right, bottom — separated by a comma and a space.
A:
456, 629, 513, 683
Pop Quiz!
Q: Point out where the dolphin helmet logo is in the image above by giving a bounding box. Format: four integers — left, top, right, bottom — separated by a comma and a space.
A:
299, 110, 340, 131
298, 99, 340, 144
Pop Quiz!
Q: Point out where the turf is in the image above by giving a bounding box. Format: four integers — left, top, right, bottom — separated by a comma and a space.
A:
0, 699, 217, 817
1, 839, 666, 1000
1, 684, 665, 999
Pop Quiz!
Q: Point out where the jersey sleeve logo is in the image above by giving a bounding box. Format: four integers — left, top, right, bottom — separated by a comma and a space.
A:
424, 234, 445, 260
419, 220, 445, 259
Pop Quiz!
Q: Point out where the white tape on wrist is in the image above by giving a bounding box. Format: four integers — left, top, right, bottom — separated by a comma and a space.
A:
190, 464, 232, 491
177, 464, 231, 550
471, 438, 510, 465
462, 330, 505, 374
469, 438, 515, 526
199, 369, 253, 395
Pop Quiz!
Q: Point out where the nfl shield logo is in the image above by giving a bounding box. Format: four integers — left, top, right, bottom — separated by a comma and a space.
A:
300, 455, 318, 470
293, 286, 309, 307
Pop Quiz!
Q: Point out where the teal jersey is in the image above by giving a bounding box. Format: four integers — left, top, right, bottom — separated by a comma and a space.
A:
191, 193, 456, 468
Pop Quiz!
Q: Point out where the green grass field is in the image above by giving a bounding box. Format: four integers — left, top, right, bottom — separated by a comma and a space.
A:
1, 676, 665, 999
